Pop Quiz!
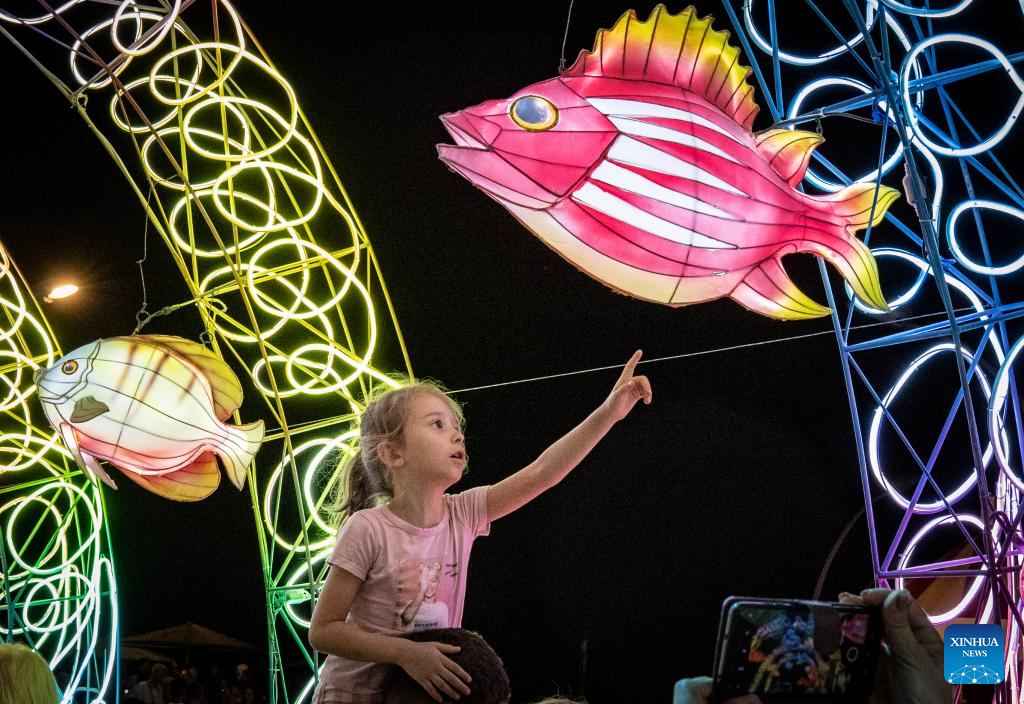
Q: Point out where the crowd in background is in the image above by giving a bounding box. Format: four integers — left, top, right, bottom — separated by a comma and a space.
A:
121, 659, 263, 704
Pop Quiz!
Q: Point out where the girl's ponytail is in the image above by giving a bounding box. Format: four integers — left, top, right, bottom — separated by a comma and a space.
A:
328, 378, 463, 530
333, 447, 393, 525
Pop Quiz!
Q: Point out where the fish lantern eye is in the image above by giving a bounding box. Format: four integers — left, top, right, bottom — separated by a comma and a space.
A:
61, 360, 79, 375
510, 96, 558, 132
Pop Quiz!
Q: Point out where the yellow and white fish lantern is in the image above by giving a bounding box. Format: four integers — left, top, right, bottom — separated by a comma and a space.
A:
36, 335, 264, 502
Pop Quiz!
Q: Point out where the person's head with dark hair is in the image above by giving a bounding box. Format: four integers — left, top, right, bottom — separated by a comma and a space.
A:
383, 629, 510, 704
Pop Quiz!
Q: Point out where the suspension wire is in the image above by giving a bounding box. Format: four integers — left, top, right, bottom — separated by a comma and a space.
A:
450, 306, 977, 395
558, 0, 576, 72
131, 185, 155, 335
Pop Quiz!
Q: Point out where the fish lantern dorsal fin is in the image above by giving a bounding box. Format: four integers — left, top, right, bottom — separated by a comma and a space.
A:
562, 4, 760, 130
141, 335, 244, 421
753, 128, 825, 187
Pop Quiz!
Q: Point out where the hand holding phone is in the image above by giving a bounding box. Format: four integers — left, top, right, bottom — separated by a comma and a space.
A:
839, 589, 949, 704
712, 597, 883, 702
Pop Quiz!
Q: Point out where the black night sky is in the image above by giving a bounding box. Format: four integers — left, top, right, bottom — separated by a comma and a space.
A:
2, 1, 1020, 702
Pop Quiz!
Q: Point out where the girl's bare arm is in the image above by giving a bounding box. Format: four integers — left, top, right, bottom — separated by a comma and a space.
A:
487, 350, 652, 522
309, 566, 471, 701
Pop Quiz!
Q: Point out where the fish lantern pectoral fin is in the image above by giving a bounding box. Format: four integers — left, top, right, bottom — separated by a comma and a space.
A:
59, 423, 118, 489
36, 335, 265, 502
438, 4, 897, 320
70, 396, 109, 423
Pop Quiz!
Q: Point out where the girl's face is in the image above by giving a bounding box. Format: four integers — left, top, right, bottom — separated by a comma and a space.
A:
390, 392, 466, 487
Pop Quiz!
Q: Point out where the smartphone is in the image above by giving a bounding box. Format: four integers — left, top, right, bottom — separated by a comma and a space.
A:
712, 596, 883, 702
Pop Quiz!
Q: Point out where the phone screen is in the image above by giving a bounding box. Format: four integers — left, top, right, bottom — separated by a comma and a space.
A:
713, 598, 881, 701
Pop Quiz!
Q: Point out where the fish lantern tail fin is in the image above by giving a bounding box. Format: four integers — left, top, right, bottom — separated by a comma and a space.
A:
216, 420, 265, 490
809, 181, 899, 312
824, 181, 901, 234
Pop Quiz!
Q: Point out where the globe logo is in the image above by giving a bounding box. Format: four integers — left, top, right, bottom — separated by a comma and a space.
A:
944, 624, 1005, 684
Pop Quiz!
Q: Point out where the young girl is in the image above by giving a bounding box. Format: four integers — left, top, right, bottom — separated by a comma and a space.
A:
309, 351, 652, 703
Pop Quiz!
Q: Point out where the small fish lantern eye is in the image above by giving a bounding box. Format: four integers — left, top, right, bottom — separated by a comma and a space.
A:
510, 95, 558, 132
61, 360, 79, 375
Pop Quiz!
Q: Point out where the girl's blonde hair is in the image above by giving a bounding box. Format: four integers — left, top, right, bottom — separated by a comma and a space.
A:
0, 642, 58, 704
330, 379, 464, 527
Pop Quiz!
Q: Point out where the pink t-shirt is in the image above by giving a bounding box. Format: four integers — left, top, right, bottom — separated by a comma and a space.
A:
313, 486, 491, 703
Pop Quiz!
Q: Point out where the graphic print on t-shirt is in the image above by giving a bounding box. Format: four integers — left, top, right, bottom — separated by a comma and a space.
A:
397, 555, 452, 631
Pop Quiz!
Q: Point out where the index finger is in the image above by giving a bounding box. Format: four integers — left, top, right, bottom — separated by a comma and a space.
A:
443, 656, 473, 684
618, 350, 643, 384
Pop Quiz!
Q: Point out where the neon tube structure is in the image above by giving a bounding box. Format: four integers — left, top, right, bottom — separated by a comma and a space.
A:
0, 242, 118, 703
0, 1, 411, 701
724, 1, 1024, 699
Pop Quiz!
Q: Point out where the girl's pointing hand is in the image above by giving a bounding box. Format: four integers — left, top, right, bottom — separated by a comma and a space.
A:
603, 349, 653, 422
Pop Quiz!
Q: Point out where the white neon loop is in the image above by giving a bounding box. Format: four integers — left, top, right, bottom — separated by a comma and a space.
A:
881, 0, 974, 18
262, 432, 357, 552
0, 431, 70, 473
869, 343, 997, 513
285, 343, 374, 395
149, 40, 247, 107
895, 513, 993, 624
280, 349, 344, 396
111, 0, 182, 56
787, 78, 904, 192
850, 251, 1005, 366
213, 155, 329, 234
248, 240, 361, 319
241, 249, 317, 319
110, 74, 203, 134
0, 0, 82, 25
0, 265, 42, 344
5, 484, 100, 574
901, 34, 1024, 158
198, 264, 297, 343
169, 190, 277, 256
294, 664, 327, 704
948, 200, 1024, 276
744, 0, 877, 66
303, 437, 357, 536
143, 121, 255, 192
3, 497, 67, 575
68, 11, 160, 89
18, 579, 61, 634
283, 553, 329, 627
0, 350, 51, 408
180, 97, 260, 161
182, 65, 299, 160
22, 572, 93, 634
990, 335, 1024, 492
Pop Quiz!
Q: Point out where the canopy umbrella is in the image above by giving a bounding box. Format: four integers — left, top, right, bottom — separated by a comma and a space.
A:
122, 622, 260, 662
119, 645, 173, 662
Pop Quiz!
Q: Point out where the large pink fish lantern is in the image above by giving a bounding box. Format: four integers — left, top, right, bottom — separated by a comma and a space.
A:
438, 5, 897, 320
36, 335, 264, 502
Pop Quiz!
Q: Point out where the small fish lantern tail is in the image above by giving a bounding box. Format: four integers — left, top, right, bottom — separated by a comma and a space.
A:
217, 420, 265, 490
